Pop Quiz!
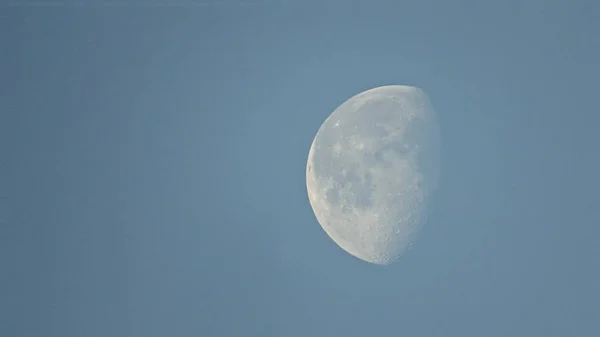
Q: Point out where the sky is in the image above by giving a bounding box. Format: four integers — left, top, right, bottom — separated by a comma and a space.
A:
2, 1, 599, 336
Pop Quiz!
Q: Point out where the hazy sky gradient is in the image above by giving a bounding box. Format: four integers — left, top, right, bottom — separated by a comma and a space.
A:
3, 1, 599, 336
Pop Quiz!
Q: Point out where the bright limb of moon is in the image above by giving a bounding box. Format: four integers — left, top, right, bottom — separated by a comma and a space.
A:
306, 85, 441, 265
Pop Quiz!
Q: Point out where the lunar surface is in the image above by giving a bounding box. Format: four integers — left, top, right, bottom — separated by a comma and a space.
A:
306, 85, 441, 265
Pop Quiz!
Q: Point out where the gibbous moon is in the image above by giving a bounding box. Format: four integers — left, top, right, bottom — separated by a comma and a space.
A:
306, 85, 441, 265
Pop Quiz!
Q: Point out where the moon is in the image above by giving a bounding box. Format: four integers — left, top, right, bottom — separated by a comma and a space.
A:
306, 85, 441, 265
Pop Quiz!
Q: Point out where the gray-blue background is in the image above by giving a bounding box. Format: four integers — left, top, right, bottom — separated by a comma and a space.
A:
3, 1, 599, 336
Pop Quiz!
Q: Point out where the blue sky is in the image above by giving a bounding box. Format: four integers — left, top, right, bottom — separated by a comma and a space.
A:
2, 1, 599, 336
